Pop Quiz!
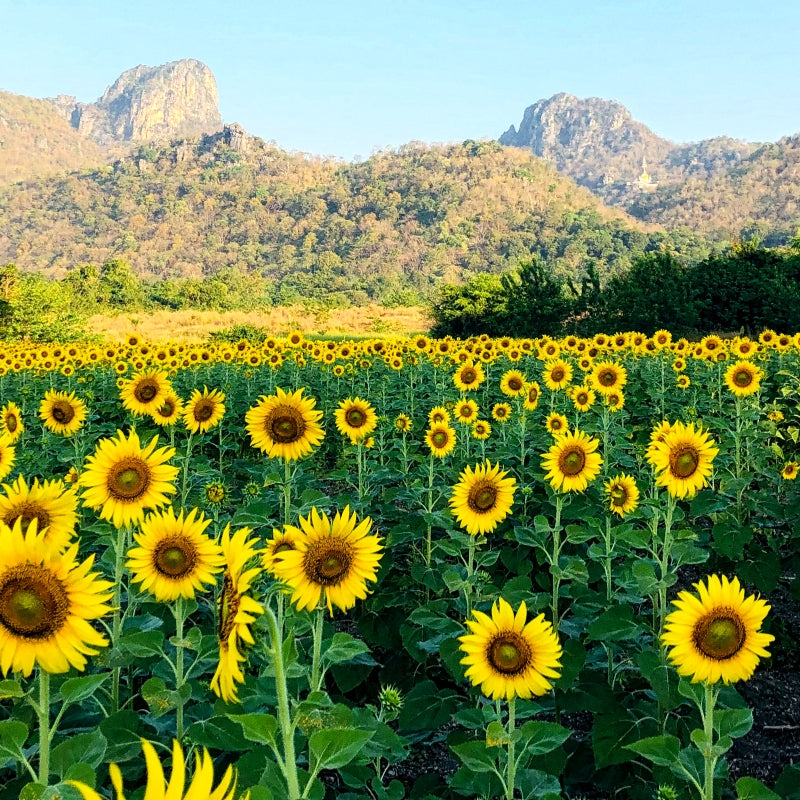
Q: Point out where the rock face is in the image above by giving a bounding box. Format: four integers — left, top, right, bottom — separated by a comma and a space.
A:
49, 59, 223, 146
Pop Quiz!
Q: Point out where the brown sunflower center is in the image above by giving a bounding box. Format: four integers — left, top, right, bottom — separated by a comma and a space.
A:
550, 367, 565, 383
273, 541, 294, 555
4, 503, 51, 531
559, 446, 586, 476
599, 370, 617, 386
154, 538, 197, 578
5, 415, 17, 433
345, 408, 367, 428
610, 486, 627, 506
158, 398, 176, 418
304, 540, 353, 586
431, 430, 450, 448
193, 400, 215, 422
507, 377, 523, 391
458, 406, 474, 419
734, 370, 753, 387
669, 446, 699, 479
107, 458, 151, 501
488, 631, 531, 675
51, 401, 75, 425
550, 419, 564, 432
467, 480, 498, 513
576, 392, 589, 405
267, 406, 305, 443
527, 387, 539, 403
0, 565, 68, 638
461, 368, 478, 384
693, 609, 746, 660
134, 380, 159, 404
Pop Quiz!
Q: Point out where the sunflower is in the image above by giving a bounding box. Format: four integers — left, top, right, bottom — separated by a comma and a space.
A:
211, 525, 264, 704
245, 388, 325, 461
453, 361, 485, 392
69, 739, 245, 800
262, 527, 301, 576
543, 359, 573, 392
459, 597, 561, 700
471, 420, 492, 440
570, 386, 596, 412
39, 389, 87, 437
522, 381, 541, 411
0, 401, 24, 443
428, 406, 450, 425
492, 402, 512, 423
127, 507, 224, 602
604, 474, 640, 518
733, 338, 758, 359
0, 475, 78, 551
724, 361, 764, 398
395, 413, 412, 433
591, 361, 627, 396
605, 391, 625, 412
120, 370, 172, 417
541, 429, 603, 493
335, 397, 378, 443
425, 424, 457, 458
271, 506, 383, 616
150, 393, 184, 427
0, 519, 112, 676
80, 429, 179, 528
0, 437, 15, 482
183, 387, 226, 434
454, 398, 479, 425
500, 370, 527, 397
647, 420, 719, 499
545, 412, 569, 436
661, 574, 773, 684
782, 461, 799, 480
449, 460, 516, 536
676, 374, 691, 390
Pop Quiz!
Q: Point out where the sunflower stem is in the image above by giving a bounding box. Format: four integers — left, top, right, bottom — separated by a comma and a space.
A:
174, 596, 186, 741
506, 696, 516, 800
310, 602, 325, 693
180, 433, 195, 507
657, 494, 676, 638
465, 536, 477, 618
111, 524, 128, 714
37, 669, 50, 785
425, 453, 435, 569
702, 682, 719, 800
551, 495, 564, 626
283, 459, 292, 526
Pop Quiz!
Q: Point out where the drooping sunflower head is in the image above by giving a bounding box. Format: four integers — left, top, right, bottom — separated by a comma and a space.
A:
459, 597, 562, 700
453, 361, 485, 392
119, 370, 172, 417
425, 423, 457, 458
661, 574, 774, 684
127, 506, 224, 602
591, 360, 628, 396
262, 527, 301, 576
80, 429, 179, 529
500, 370, 527, 397
522, 381, 541, 411
271, 506, 383, 616
541, 429, 603, 493
543, 359, 573, 392
454, 398, 479, 425
0, 518, 112, 676
604, 473, 640, 518
0, 401, 24, 444
724, 361, 764, 398
39, 389, 88, 437
545, 412, 569, 437
245, 387, 325, 461
647, 420, 719, 499
183, 386, 226, 434
449, 460, 516, 536
334, 397, 378, 443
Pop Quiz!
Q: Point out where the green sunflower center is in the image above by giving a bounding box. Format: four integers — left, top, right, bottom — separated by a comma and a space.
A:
693, 609, 746, 660
488, 632, 531, 675
0, 565, 68, 638
273, 541, 294, 555
345, 408, 366, 428
157, 399, 176, 418
560, 447, 586, 476
468, 481, 498, 513
431, 430, 449, 448
6, 414, 17, 433
108, 459, 151, 500
51, 401, 75, 425
670, 447, 700, 479
154, 539, 197, 578
268, 406, 305, 443
304, 540, 353, 586
610, 486, 627, 506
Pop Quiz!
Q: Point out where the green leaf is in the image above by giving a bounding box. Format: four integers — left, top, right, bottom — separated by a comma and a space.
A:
309, 728, 374, 770
625, 735, 680, 767
322, 632, 372, 666
120, 629, 165, 658
0, 720, 28, 764
516, 721, 571, 755
0, 679, 24, 699
587, 604, 643, 641
515, 768, 562, 800
228, 713, 278, 747
51, 730, 107, 779
450, 740, 498, 773
99, 711, 143, 762
736, 777, 781, 800
185, 716, 252, 751
60, 673, 108, 705
485, 720, 510, 748
715, 708, 753, 740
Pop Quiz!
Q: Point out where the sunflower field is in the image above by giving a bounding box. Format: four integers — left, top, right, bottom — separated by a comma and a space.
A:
0, 329, 798, 800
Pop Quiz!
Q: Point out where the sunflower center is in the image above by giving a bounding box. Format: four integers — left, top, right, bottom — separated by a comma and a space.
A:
107, 458, 151, 500
345, 408, 366, 428
508, 377, 523, 391
154, 538, 197, 578
431, 430, 449, 448
488, 632, 531, 675
6, 415, 17, 433
134, 381, 159, 403
461, 368, 477, 384
551, 368, 566, 383
268, 406, 305, 443
0, 565, 68, 638
610, 487, 627, 506
693, 609, 746, 660
157, 399, 176, 418
599, 370, 616, 386
670, 447, 699, 479
51, 401, 75, 424
734, 370, 753, 387
4, 503, 51, 531
559, 447, 586, 476
468, 481, 498, 513
527, 387, 539, 403
194, 400, 215, 422
304, 540, 353, 586
273, 541, 294, 555
576, 392, 588, 405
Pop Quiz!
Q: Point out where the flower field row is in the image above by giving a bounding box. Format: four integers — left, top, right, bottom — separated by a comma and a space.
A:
0, 329, 798, 800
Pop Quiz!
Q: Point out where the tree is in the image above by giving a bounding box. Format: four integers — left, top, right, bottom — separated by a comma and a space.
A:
501, 259, 574, 336
97, 259, 145, 309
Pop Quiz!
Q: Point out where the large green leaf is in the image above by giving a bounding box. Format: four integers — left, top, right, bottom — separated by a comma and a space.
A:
625, 735, 680, 767
60, 673, 108, 705
51, 730, 107, 779
308, 728, 373, 770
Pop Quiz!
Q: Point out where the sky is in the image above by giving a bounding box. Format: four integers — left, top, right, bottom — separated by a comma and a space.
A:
1, 0, 798, 160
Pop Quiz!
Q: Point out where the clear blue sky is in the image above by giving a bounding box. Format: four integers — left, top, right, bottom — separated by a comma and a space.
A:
1, 0, 797, 159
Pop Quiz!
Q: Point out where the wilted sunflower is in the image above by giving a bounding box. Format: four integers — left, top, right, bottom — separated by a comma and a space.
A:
661, 574, 773, 684
604, 474, 640, 518
545, 412, 569, 436
724, 361, 764, 397
183, 387, 226, 434
69, 739, 246, 800
541, 429, 603, 493
245, 387, 325, 461
127, 507, 224, 602
0, 437, 15, 482
0, 401, 23, 443
454, 398, 479, 425
80, 429, 179, 528
450, 460, 516, 535
39, 389, 87, 437
591, 361, 627, 396
0, 475, 78, 551
0, 519, 112, 676
522, 381, 541, 411
782, 461, 799, 480
500, 370, 527, 397
334, 397, 378, 443
543, 359, 573, 392
453, 361, 485, 392
272, 506, 383, 616
211, 525, 264, 704
395, 413, 413, 433
120, 370, 172, 417
647, 420, 719, 499
459, 597, 562, 700
150, 393, 184, 427
491, 402, 512, 423
425, 423, 457, 458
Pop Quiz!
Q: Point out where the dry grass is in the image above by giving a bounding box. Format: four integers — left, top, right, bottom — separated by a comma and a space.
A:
87, 305, 432, 342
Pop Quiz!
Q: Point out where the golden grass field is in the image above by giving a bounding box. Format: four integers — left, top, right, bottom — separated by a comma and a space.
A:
87, 304, 431, 341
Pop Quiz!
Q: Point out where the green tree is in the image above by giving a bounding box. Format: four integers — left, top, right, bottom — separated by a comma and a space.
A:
1, 273, 86, 341
501, 259, 574, 336
97, 259, 145, 309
